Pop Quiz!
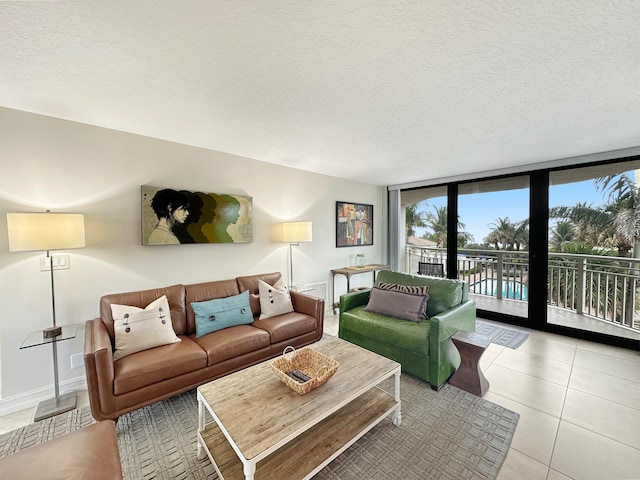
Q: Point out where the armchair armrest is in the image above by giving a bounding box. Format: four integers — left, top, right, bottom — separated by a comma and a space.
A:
84, 318, 116, 421
429, 300, 477, 342
339, 289, 371, 312
427, 300, 477, 388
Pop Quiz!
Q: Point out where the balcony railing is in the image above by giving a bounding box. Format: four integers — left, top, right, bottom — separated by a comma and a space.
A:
405, 245, 640, 333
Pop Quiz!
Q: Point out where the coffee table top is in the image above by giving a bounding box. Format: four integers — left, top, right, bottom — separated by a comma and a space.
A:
197, 336, 400, 462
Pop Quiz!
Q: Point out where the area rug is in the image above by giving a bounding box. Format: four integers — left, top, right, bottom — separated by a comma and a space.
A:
0, 376, 519, 480
476, 320, 530, 349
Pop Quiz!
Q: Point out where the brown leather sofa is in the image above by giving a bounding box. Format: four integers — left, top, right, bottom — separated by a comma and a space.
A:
0, 420, 122, 479
84, 272, 324, 421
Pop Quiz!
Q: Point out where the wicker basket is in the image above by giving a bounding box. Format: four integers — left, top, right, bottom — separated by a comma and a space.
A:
271, 346, 339, 395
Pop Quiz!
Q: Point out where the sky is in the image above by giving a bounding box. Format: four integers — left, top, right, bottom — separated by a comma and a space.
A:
412, 176, 623, 244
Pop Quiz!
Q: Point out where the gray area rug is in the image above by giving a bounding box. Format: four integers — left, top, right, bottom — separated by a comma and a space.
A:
476, 320, 530, 349
0, 376, 518, 480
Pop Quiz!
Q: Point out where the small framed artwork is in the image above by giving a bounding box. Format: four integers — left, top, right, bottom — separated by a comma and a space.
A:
336, 201, 373, 247
141, 186, 253, 245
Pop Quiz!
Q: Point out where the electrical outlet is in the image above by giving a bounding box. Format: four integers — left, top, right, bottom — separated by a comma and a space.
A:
70, 353, 84, 369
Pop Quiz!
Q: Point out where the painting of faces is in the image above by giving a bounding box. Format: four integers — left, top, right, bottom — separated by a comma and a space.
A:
336, 201, 373, 247
141, 186, 253, 245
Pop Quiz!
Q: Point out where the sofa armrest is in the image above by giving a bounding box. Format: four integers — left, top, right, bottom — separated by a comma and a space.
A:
84, 318, 116, 421
339, 289, 371, 312
290, 291, 325, 337
427, 300, 477, 388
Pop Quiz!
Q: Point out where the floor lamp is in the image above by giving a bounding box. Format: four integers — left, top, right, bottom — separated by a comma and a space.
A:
281, 221, 312, 288
7, 211, 85, 421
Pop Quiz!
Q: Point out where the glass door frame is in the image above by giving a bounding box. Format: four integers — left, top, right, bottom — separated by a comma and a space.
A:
390, 156, 640, 351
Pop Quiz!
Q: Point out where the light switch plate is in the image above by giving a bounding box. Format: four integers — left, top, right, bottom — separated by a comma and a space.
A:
40, 254, 70, 271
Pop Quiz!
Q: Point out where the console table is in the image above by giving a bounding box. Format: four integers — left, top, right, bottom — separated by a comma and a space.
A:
331, 264, 390, 313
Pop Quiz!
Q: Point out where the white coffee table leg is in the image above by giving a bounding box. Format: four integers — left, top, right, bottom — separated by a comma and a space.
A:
392, 370, 402, 426
196, 399, 206, 460
243, 461, 256, 480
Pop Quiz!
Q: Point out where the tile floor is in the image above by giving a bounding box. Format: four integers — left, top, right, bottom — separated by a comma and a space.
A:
326, 313, 640, 480
1, 314, 638, 480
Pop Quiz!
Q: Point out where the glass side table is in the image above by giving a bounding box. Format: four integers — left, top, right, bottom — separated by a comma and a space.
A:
20, 324, 78, 421
20, 324, 77, 349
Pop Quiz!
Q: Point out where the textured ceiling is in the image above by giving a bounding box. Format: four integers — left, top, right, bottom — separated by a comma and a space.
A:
2, 1, 640, 186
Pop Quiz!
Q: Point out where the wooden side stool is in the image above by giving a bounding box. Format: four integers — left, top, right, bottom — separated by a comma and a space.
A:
449, 331, 491, 397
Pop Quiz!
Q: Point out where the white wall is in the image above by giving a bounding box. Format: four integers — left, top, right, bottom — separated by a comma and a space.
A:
0, 107, 386, 414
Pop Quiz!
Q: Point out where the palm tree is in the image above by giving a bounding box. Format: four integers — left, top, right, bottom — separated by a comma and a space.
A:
596, 173, 640, 323
596, 173, 640, 257
550, 221, 575, 252
422, 205, 472, 248
512, 219, 529, 251
484, 217, 519, 250
424, 206, 448, 247
405, 203, 427, 240
550, 201, 619, 252
457, 231, 474, 248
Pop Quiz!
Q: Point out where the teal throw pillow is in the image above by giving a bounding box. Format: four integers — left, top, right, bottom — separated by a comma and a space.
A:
192, 290, 253, 338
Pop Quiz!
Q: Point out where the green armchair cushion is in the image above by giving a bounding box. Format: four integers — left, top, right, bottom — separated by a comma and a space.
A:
342, 305, 430, 356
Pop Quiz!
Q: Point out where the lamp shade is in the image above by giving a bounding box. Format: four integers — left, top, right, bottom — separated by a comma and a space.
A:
7, 212, 85, 252
282, 221, 312, 243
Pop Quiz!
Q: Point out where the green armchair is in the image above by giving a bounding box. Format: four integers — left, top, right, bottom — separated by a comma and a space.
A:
338, 270, 476, 389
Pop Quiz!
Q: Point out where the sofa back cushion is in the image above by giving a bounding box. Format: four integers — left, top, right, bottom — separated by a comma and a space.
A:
364, 287, 428, 322
191, 290, 254, 338
100, 284, 186, 341
375, 270, 467, 318
185, 279, 241, 335
110, 295, 182, 360
236, 272, 283, 317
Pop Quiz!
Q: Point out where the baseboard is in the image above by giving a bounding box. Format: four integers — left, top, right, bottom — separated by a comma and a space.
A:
0, 375, 87, 417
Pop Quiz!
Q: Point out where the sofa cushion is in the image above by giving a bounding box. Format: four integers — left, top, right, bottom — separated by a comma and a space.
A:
236, 272, 284, 317
191, 290, 253, 338
258, 278, 294, 319
378, 281, 429, 295
377, 282, 429, 319
193, 324, 271, 365
111, 295, 181, 361
113, 336, 207, 394
185, 279, 241, 335
364, 287, 428, 322
341, 306, 430, 356
252, 311, 317, 343
100, 284, 186, 338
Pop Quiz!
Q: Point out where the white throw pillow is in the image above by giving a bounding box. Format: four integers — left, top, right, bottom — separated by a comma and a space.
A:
111, 295, 181, 361
259, 278, 294, 319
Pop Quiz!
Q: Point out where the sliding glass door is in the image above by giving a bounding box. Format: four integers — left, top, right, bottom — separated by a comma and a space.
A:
549, 160, 640, 342
393, 155, 640, 348
400, 186, 448, 275
458, 176, 530, 321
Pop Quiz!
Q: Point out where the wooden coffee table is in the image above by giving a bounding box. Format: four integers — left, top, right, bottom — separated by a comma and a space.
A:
196, 337, 402, 480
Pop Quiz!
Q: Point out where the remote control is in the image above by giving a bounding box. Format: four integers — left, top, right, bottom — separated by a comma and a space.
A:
286, 371, 304, 383
289, 370, 311, 382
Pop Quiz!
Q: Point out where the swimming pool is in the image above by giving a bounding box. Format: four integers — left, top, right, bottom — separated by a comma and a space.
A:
471, 279, 528, 300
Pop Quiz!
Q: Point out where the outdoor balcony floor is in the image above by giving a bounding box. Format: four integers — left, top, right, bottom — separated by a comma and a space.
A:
471, 293, 640, 342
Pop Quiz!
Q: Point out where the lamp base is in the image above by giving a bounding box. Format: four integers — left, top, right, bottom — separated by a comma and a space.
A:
43, 326, 62, 338
34, 392, 77, 422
